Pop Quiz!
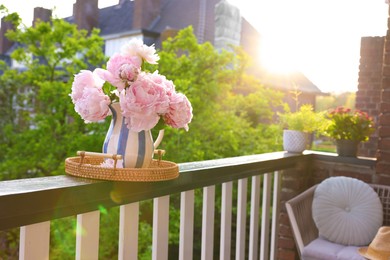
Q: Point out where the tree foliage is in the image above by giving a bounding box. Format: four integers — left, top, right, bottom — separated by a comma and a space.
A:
0, 10, 108, 179
153, 27, 284, 162
316, 92, 356, 112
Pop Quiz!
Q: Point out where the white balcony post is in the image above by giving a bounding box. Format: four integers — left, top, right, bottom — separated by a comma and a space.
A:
179, 190, 195, 260
19, 221, 50, 260
119, 202, 139, 260
235, 178, 248, 260
76, 210, 100, 260
201, 185, 215, 260
152, 195, 170, 260
220, 181, 233, 260
248, 175, 261, 260
260, 173, 272, 260
270, 171, 281, 260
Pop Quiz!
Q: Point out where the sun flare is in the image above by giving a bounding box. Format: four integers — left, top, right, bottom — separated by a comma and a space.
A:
259, 38, 300, 74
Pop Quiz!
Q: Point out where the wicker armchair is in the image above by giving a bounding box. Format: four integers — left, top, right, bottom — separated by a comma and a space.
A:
285, 183, 390, 258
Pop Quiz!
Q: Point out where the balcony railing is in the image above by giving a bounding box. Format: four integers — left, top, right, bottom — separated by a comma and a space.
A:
0, 152, 312, 259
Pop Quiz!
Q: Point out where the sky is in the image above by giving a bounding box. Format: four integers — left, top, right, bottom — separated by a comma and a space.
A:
0, 0, 389, 93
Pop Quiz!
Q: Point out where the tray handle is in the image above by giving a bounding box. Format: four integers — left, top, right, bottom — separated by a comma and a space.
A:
77, 151, 123, 170
76, 150, 166, 168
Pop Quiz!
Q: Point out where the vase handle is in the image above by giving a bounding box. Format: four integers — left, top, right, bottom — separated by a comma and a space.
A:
154, 129, 164, 149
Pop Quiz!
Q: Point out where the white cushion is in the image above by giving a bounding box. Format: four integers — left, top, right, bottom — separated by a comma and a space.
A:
312, 176, 383, 246
302, 237, 365, 260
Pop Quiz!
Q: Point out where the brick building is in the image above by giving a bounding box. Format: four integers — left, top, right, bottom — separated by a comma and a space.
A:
356, 8, 390, 174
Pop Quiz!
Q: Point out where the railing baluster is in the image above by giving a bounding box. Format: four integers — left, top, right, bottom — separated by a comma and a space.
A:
19, 221, 50, 260
76, 210, 100, 260
248, 175, 261, 260
119, 202, 139, 260
201, 185, 215, 260
235, 178, 248, 260
152, 195, 170, 260
270, 171, 281, 260
260, 173, 272, 260
220, 181, 233, 260
179, 190, 195, 260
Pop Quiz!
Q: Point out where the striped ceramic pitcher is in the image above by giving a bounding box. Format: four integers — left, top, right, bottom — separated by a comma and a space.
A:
102, 103, 164, 168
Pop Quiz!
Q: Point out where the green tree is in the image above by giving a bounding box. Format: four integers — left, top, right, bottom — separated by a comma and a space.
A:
154, 27, 284, 163
316, 92, 356, 111
0, 8, 110, 258
0, 7, 108, 179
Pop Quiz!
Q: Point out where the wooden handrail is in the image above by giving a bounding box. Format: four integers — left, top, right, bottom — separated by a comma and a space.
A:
0, 152, 307, 231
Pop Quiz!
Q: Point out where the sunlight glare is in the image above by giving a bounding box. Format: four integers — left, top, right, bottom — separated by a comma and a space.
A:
260, 38, 299, 74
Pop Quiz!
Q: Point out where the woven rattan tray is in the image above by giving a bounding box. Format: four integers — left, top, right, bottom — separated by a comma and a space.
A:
65, 151, 179, 182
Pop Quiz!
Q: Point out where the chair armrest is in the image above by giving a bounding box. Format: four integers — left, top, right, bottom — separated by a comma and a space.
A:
286, 185, 319, 256
370, 184, 390, 226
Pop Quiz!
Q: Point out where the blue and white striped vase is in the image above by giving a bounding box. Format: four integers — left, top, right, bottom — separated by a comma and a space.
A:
102, 103, 163, 168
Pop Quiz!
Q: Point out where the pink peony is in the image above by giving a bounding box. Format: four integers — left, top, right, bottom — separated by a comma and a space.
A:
120, 72, 170, 131
147, 71, 176, 96
123, 114, 161, 133
164, 92, 193, 131
70, 70, 104, 103
70, 40, 192, 132
74, 87, 110, 123
95, 53, 141, 91
121, 38, 159, 64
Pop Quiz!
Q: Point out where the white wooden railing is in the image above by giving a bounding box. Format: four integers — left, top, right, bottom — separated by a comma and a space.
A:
0, 152, 305, 259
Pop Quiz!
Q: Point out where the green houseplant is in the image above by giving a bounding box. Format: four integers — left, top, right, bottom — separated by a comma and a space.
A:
324, 107, 375, 157
279, 104, 327, 153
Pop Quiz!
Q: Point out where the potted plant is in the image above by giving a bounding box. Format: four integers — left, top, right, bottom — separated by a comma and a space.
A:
324, 107, 374, 157
279, 104, 327, 153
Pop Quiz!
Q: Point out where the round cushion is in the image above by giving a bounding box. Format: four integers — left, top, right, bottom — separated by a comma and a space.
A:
312, 176, 383, 246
